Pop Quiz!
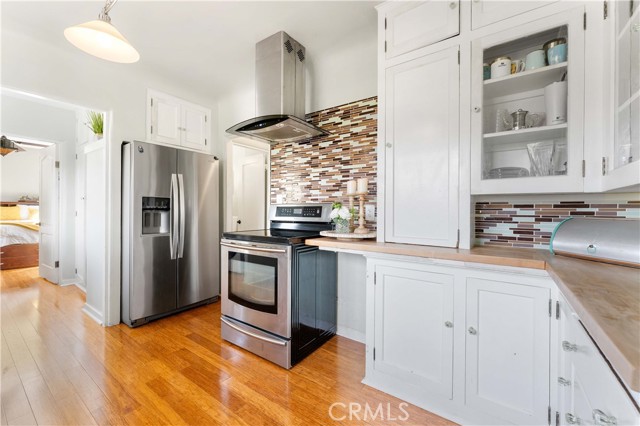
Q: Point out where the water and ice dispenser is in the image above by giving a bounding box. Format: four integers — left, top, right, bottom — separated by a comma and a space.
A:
141, 197, 170, 235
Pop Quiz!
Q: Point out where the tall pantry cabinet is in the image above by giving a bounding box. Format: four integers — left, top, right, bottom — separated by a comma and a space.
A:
377, 1, 462, 248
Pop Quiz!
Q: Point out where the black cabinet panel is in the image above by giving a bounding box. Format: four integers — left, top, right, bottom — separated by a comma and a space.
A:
291, 245, 337, 365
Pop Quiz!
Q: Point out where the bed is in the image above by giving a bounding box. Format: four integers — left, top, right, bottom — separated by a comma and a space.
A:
0, 202, 39, 270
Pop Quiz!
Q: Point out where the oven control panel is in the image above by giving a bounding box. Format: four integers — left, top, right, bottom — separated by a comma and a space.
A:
276, 206, 322, 218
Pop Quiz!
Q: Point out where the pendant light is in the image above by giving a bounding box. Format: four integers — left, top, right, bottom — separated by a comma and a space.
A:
64, 0, 139, 64
0, 136, 26, 157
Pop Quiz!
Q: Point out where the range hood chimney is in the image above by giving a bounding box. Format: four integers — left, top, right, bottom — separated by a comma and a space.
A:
226, 31, 328, 144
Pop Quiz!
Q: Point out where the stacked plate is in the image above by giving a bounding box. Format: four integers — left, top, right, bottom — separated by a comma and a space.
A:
485, 167, 530, 179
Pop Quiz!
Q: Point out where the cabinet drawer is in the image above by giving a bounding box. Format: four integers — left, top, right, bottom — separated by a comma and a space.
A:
561, 311, 639, 425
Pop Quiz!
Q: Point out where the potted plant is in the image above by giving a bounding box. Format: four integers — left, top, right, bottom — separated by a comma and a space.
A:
85, 111, 104, 139
330, 202, 354, 234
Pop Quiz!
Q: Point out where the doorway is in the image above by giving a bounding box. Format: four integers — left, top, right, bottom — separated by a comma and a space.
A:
226, 140, 269, 232
1, 88, 108, 324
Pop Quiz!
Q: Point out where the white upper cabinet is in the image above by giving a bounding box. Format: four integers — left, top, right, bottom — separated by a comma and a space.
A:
373, 263, 455, 399
471, 0, 558, 30
465, 276, 551, 425
602, 0, 640, 190
147, 89, 211, 152
384, 46, 459, 246
181, 103, 209, 151
471, 7, 585, 194
383, 1, 460, 59
150, 93, 181, 146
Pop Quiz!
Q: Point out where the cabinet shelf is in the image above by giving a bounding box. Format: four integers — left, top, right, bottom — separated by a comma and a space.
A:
483, 123, 567, 146
483, 62, 567, 99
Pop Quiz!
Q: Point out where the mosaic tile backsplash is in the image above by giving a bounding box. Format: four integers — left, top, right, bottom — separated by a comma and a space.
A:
475, 199, 640, 249
270, 97, 377, 206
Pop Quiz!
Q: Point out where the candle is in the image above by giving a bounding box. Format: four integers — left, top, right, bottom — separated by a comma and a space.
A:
346, 180, 357, 195
357, 178, 368, 194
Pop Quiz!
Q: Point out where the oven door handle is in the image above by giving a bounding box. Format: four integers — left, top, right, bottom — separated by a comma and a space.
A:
220, 242, 287, 254
221, 317, 287, 346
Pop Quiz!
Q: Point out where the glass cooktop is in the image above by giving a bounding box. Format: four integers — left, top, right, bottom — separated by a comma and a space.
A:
222, 229, 324, 245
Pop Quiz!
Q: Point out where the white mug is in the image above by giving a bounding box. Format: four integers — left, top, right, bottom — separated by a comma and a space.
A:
491, 57, 511, 79
545, 81, 568, 125
511, 59, 525, 74
525, 50, 546, 70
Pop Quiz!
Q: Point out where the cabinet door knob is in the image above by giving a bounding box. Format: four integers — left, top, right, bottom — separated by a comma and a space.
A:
593, 409, 616, 426
474, 107, 481, 113
386, 143, 392, 148
558, 377, 571, 386
468, 326, 477, 335
566, 413, 581, 425
562, 340, 578, 352
449, 2, 457, 9
445, 321, 453, 328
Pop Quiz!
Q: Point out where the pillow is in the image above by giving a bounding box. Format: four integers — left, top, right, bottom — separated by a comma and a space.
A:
28, 206, 40, 222
18, 204, 30, 219
0, 206, 22, 220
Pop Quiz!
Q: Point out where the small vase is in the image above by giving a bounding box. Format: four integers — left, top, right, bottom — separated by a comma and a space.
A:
334, 220, 350, 234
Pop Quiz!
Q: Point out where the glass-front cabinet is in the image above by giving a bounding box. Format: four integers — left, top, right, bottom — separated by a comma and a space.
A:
603, 0, 640, 190
471, 7, 585, 194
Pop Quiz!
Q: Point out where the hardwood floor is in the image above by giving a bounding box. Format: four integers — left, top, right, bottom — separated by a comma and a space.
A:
0, 267, 453, 426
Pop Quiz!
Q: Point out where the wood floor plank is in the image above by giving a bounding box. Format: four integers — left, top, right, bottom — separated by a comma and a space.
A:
0, 267, 455, 426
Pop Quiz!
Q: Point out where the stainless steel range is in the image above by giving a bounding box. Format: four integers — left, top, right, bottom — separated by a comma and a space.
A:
220, 203, 336, 368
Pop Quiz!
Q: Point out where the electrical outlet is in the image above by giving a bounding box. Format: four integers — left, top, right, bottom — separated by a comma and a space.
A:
365, 204, 376, 222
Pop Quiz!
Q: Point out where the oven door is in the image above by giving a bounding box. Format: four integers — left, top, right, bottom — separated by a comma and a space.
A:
220, 239, 291, 338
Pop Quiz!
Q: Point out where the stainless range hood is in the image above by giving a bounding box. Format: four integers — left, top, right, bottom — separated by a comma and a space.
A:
226, 31, 328, 144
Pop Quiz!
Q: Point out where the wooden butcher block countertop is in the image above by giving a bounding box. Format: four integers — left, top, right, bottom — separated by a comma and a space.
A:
306, 238, 640, 391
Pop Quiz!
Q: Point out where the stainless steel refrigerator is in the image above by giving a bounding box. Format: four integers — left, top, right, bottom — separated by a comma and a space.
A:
121, 141, 219, 327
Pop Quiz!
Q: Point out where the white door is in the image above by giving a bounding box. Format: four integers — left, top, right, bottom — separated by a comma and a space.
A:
471, 0, 557, 30
465, 277, 550, 425
384, 46, 459, 246
233, 147, 267, 231
83, 140, 106, 323
373, 264, 454, 398
74, 144, 86, 289
38, 144, 59, 283
181, 103, 210, 151
149, 93, 181, 146
384, 1, 460, 59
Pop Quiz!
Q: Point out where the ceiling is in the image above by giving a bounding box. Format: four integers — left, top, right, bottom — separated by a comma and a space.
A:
1, 1, 379, 101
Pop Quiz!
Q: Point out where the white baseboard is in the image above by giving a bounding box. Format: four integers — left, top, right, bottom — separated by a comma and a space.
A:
60, 278, 79, 286
337, 326, 365, 344
82, 303, 104, 326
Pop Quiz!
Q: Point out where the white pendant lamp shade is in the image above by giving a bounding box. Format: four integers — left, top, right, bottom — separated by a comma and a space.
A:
64, 19, 139, 63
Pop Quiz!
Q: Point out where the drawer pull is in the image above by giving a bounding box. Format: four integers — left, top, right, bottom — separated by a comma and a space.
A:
558, 377, 571, 386
468, 326, 477, 335
593, 409, 616, 426
444, 321, 453, 328
566, 413, 581, 425
562, 340, 578, 352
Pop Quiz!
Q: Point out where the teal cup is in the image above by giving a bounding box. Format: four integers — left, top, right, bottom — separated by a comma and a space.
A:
547, 44, 567, 65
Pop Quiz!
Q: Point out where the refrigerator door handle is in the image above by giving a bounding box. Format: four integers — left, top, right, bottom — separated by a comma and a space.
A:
170, 173, 179, 259
178, 173, 186, 258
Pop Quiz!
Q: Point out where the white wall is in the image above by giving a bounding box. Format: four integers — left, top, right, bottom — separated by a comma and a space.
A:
0, 147, 40, 200
2, 28, 218, 325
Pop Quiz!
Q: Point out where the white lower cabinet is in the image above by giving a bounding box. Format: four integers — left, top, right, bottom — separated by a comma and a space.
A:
558, 295, 639, 426
465, 277, 551, 425
373, 264, 455, 398
366, 257, 555, 425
